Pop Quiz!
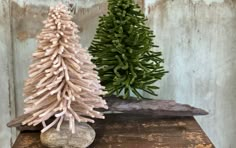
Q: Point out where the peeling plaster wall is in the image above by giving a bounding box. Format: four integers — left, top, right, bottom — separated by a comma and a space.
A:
0, 0, 16, 148
192, 0, 225, 5
144, 0, 236, 147
0, 0, 236, 147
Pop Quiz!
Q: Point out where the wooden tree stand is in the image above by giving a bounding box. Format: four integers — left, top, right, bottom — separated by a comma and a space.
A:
13, 114, 214, 148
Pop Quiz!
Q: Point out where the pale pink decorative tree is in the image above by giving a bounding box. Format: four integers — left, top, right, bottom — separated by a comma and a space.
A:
22, 3, 108, 133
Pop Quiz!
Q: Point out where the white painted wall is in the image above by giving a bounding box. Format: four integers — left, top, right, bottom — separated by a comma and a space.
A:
0, 0, 235, 147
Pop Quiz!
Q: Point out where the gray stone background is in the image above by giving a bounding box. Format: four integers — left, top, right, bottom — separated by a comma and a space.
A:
0, 0, 235, 147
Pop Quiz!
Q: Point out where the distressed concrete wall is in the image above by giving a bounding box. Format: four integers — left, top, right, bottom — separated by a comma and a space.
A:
0, 0, 16, 147
143, 0, 236, 148
1, 0, 235, 147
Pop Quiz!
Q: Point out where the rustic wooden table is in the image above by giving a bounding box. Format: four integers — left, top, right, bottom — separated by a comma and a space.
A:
13, 114, 214, 148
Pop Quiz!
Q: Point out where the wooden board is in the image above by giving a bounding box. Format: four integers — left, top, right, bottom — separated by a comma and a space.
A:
13, 114, 214, 148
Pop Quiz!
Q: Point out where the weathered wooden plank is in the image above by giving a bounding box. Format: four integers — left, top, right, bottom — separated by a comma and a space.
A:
90, 115, 214, 148
0, 0, 16, 147
13, 133, 46, 148
13, 114, 215, 148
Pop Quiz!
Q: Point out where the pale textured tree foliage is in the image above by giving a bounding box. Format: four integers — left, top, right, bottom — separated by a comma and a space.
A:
22, 3, 108, 133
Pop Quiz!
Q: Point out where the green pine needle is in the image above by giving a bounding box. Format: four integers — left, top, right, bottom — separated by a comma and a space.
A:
89, 0, 167, 99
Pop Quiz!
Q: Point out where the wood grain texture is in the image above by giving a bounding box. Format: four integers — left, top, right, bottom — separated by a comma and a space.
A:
0, 0, 16, 147
13, 114, 214, 148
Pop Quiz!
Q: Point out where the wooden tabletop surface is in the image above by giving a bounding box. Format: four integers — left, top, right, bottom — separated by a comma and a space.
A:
13, 114, 214, 148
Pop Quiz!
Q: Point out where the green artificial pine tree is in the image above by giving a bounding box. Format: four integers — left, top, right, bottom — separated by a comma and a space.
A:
89, 0, 167, 99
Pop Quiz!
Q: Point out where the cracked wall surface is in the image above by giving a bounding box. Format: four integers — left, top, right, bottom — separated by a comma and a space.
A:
144, 0, 236, 148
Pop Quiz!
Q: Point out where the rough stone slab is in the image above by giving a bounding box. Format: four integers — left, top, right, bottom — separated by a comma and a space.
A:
7, 113, 32, 128
103, 96, 208, 116
8, 96, 208, 131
